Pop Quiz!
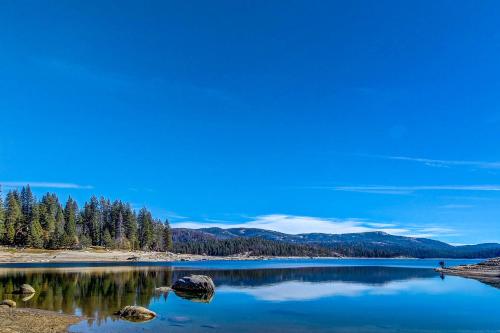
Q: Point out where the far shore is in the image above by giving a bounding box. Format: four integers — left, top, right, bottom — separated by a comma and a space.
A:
0, 247, 487, 264
0, 247, 277, 264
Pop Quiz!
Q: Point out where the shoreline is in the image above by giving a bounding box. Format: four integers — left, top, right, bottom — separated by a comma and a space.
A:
0, 306, 82, 333
436, 257, 500, 288
0, 247, 291, 264
0, 247, 488, 265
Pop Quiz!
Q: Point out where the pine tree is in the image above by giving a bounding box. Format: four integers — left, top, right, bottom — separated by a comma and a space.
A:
29, 204, 44, 248
102, 228, 114, 248
123, 204, 137, 249
50, 206, 65, 248
0, 186, 5, 244
64, 197, 78, 247
40, 193, 58, 245
99, 197, 111, 245
21, 185, 35, 219
137, 208, 154, 250
5, 191, 21, 245
19, 185, 35, 245
83, 196, 101, 246
163, 219, 173, 251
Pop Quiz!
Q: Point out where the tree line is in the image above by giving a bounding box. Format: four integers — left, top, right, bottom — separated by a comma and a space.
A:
173, 237, 339, 257
0, 185, 172, 251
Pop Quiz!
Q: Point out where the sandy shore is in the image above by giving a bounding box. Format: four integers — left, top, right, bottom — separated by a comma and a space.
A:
0, 247, 280, 264
0, 307, 81, 333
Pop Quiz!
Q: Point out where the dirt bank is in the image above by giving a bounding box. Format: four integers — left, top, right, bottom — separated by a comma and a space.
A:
0, 247, 279, 264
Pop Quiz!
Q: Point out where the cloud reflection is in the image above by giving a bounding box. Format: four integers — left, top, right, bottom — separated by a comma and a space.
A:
218, 278, 460, 302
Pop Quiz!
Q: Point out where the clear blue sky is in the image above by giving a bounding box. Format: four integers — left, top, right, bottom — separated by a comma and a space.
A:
1, 0, 499, 244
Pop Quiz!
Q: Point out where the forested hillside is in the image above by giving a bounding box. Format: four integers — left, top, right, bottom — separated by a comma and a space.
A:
173, 227, 500, 258
0, 185, 172, 251
1, 185, 499, 258
173, 237, 340, 257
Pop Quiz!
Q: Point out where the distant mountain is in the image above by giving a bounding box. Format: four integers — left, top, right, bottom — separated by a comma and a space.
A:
172, 227, 500, 258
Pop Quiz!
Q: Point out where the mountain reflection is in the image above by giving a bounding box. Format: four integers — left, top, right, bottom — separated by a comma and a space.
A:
0, 265, 438, 323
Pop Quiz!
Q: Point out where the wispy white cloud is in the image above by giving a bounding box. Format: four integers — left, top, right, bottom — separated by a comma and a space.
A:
373, 155, 500, 169
0, 181, 93, 189
314, 185, 500, 195
172, 214, 456, 239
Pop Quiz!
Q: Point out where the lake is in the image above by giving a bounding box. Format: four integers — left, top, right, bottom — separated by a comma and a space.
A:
0, 259, 498, 332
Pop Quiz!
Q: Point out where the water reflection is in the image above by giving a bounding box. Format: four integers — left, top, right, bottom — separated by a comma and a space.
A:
1, 264, 499, 333
0, 265, 485, 325
0, 266, 436, 319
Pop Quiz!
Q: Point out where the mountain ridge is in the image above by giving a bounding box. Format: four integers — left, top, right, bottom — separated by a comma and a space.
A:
172, 227, 500, 258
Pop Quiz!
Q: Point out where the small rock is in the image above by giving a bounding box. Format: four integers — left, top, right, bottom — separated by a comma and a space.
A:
13, 284, 35, 294
154, 286, 171, 293
21, 293, 35, 302
1, 300, 16, 308
172, 275, 215, 294
114, 305, 156, 322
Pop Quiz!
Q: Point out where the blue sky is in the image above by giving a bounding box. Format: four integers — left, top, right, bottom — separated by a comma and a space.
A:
1, 0, 500, 244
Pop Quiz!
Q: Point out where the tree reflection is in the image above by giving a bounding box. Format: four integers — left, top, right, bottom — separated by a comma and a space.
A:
0, 267, 174, 324
0, 265, 440, 324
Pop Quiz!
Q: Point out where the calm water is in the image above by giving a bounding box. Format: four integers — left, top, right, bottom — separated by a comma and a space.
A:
0, 259, 498, 332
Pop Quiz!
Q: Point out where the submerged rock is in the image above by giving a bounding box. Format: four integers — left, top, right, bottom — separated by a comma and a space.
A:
172, 275, 215, 294
114, 305, 156, 322
1, 299, 16, 308
13, 284, 36, 294
173, 290, 215, 303
154, 286, 171, 293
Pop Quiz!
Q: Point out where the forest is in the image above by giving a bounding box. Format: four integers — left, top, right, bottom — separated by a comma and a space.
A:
173, 237, 339, 257
1, 185, 498, 258
0, 185, 172, 251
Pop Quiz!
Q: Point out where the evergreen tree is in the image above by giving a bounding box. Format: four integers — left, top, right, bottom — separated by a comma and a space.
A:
83, 196, 101, 246
163, 219, 173, 251
5, 191, 21, 245
19, 185, 35, 245
102, 228, 114, 248
137, 208, 154, 250
20, 185, 35, 219
123, 204, 137, 249
0, 186, 5, 244
29, 204, 44, 248
64, 197, 78, 247
99, 197, 111, 245
39, 193, 59, 245
50, 206, 65, 248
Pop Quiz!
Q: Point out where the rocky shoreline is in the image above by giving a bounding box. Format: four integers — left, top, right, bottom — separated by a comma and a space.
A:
0, 307, 81, 333
436, 257, 500, 288
0, 247, 285, 264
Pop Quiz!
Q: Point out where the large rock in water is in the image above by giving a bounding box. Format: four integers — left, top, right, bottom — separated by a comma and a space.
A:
114, 305, 156, 322
14, 284, 35, 294
172, 275, 215, 294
